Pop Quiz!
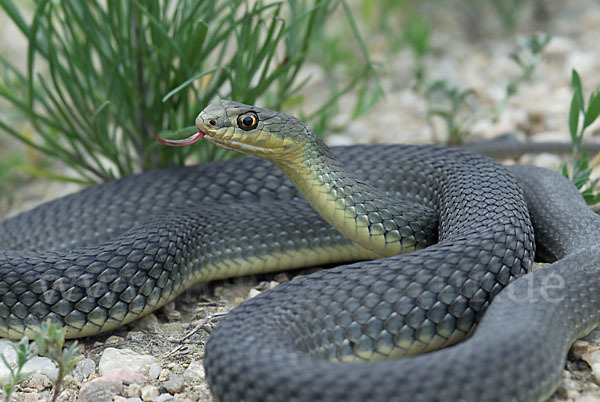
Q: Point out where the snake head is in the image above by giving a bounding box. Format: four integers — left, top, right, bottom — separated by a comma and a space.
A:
155, 100, 313, 162
195, 99, 311, 161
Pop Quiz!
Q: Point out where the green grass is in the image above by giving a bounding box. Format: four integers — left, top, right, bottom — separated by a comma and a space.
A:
560, 69, 600, 205
0, 0, 377, 184
0, 321, 81, 402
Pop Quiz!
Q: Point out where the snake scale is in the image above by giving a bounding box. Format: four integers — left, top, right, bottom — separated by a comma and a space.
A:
1, 100, 600, 401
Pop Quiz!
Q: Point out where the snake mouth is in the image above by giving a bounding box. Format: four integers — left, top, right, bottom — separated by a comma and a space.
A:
202, 134, 278, 155
153, 131, 206, 147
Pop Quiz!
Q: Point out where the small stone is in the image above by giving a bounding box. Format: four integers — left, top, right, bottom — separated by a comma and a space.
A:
158, 368, 171, 381
273, 273, 290, 283
105, 335, 124, 345
127, 332, 146, 342
574, 394, 600, 402
325, 134, 355, 146
572, 340, 600, 384
24, 356, 58, 381
133, 313, 160, 331
172, 398, 193, 402
96, 368, 147, 384
163, 302, 182, 321
140, 384, 160, 401
24, 372, 52, 391
155, 394, 174, 402
543, 36, 573, 59
77, 379, 122, 402
167, 309, 182, 321
62, 374, 77, 388
99, 348, 159, 378
57, 388, 78, 401
73, 358, 96, 382
125, 383, 142, 398
11, 392, 40, 402
571, 340, 600, 360
518, 152, 562, 171
0, 340, 59, 383
170, 363, 183, 374
247, 289, 261, 299
163, 374, 185, 394
148, 363, 162, 380
183, 360, 205, 382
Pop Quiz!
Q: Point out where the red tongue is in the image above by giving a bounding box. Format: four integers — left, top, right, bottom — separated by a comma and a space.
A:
153, 131, 205, 146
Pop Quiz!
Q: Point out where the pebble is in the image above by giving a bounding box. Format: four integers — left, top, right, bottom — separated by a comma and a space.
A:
163, 302, 182, 321
519, 153, 563, 171
325, 134, 355, 146
127, 332, 147, 343
77, 379, 122, 402
159, 368, 170, 381
140, 384, 160, 401
24, 372, 51, 391
0, 340, 58, 383
148, 363, 162, 380
574, 394, 600, 402
25, 357, 59, 381
73, 358, 97, 382
125, 383, 142, 398
163, 374, 185, 394
247, 288, 262, 299
132, 314, 160, 332
183, 360, 205, 382
105, 335, 124, 345
571, 340, 600, 383
155, 394, 175, 402
99, 348, 159, 378
10, 392, 40, 402
114, 397, 143, 402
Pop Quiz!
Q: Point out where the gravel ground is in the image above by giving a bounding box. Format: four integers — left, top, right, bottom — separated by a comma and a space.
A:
3, 1, 600, 401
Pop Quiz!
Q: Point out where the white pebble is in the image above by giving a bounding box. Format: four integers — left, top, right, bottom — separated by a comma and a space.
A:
99, 348, 159, 377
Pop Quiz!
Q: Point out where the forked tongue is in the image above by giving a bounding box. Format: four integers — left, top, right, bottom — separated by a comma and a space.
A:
153, 131, 205, 146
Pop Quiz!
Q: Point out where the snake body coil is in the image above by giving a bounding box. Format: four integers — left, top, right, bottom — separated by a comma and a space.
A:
1, 100, 600, 401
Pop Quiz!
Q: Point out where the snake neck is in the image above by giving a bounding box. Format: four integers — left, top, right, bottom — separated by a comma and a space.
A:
271, 139, 436, 257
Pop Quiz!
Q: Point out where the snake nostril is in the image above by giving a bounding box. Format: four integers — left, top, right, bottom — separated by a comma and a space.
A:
209, 119, 216, 126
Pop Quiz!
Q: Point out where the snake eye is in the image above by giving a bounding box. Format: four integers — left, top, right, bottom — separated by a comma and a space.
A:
237, 112, 259, 131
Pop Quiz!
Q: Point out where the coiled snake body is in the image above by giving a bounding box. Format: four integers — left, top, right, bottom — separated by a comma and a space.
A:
1, 100, 600, 401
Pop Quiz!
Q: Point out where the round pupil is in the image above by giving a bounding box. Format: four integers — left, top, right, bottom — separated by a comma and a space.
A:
243, 116, 254, 127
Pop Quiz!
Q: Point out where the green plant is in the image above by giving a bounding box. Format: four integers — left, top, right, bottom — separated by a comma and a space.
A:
0, 0, 376, 184
503, 33, 552, 105
34, 321, 82, 402
425, 81, 476, 145
0, 337, 36, 401
560, 69, 600, 205
403, 13, 430, 90
0, 148, 25, 211
0, 321, 82, 402
489, 0, 529, 32
288, 0, 383, 135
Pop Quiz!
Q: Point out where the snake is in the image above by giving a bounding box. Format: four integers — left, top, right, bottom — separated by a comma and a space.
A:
1, 100, 600, 401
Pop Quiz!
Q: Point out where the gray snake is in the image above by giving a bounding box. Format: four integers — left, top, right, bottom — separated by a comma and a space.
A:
1, 100, 600, 401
